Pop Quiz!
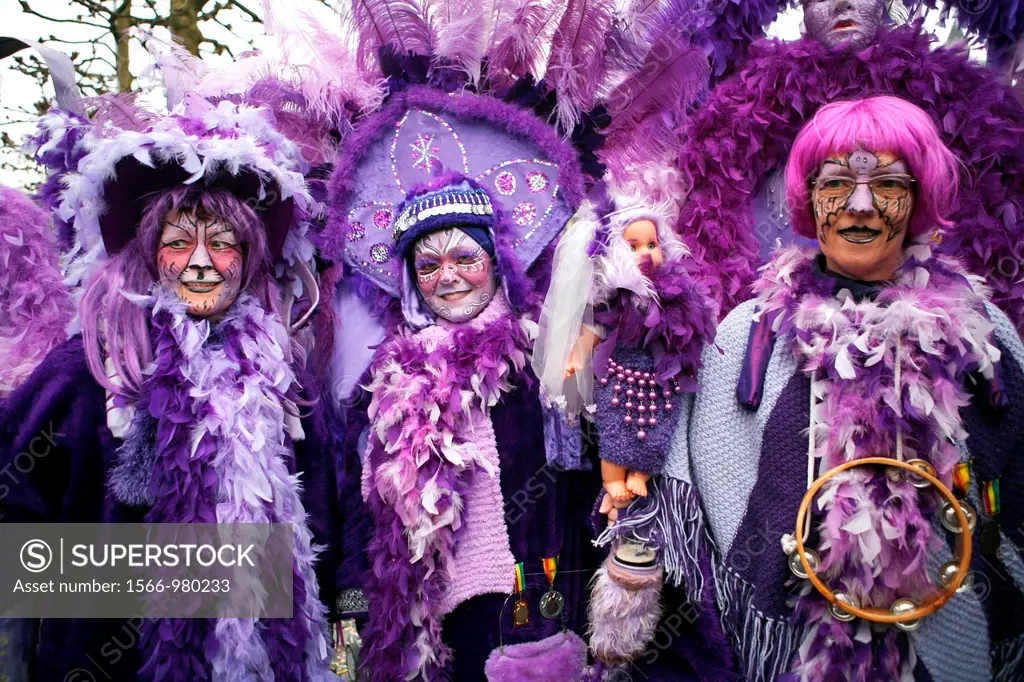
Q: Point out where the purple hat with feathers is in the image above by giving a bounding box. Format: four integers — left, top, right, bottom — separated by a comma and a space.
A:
55, 93, 315, 287
326, 86, 584, 298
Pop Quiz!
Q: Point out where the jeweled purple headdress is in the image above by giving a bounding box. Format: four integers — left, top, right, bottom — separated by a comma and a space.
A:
325, 86, 584, 299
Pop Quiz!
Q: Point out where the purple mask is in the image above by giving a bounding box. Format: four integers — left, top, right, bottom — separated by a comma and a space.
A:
803, 0, 885, 50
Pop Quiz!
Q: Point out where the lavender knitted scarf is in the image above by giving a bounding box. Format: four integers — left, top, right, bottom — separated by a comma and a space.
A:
753, 245, 1001, 680
360, 296, 534, 681
123, 291, 332, 682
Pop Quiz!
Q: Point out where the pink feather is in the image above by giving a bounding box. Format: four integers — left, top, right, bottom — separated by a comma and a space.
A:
546, 0, 617, 132
485, 0, 564, 86
82, 92, 158, 134
424, 0, 489, 80
261, 0, 385, 125
350, 0, 434, 72
601, 39, 709, 176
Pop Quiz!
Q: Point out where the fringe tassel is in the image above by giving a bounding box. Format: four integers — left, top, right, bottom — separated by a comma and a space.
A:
594, 477, 707, 603
712, 561, 799, 682
994, 633, 1024, 681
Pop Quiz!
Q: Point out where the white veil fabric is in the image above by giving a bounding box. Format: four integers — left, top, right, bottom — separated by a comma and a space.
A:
532, 180, 687, 422
532, 204, 600, 419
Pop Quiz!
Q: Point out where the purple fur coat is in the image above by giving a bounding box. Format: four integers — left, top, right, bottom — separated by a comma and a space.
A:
0, 337, 339, 681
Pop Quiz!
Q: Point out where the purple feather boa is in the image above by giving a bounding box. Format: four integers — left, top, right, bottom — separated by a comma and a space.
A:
753, 244, 1001, 680
0, 186, 72, 399
928, 0, 1024, 66
360, 296, 534, 681
593, 258, 719, 387
135, 292, 331, 682
23, 109, 90, 250
484, 630, 588, 682
674, 23, 1024, 328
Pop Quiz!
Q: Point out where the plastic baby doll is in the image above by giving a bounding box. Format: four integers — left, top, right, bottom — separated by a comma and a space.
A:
567, 218, 665, 502
558, 201, 717, 505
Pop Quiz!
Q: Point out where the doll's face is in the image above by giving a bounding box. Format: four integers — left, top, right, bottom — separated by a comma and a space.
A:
803, 0, 885, 50
157, 209, 244, 318
413, 228, 497, 323
623, 219, 663, 270
812, 147, 915, 281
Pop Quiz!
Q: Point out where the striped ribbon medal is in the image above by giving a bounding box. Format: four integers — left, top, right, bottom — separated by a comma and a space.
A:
539, 556, 564, 620
513, 562, 530, 627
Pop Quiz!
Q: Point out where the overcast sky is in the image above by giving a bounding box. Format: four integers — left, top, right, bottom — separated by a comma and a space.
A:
0, 3, 974, 190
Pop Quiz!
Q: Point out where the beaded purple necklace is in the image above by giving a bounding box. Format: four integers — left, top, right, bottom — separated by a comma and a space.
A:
600, 356, 683, 440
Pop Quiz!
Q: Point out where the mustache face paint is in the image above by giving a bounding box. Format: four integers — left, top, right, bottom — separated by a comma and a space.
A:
803, 0, 885, 50
156, 209, 244, 318
413, 228, 497, 324
811, 148, 916, 281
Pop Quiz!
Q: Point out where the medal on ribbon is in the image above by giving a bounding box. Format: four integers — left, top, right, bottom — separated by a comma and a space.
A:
512, 562, 530, 627
539, 555, 564, 620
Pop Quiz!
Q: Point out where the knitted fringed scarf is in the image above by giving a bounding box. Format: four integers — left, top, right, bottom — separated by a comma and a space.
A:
361, 296, 535, 681
752, 245, 1001, 681
127, 291, 332, 682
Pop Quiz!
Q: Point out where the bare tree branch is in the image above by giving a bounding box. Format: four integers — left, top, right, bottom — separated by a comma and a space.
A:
18, 2, 108, 29
227, 0, 261, 23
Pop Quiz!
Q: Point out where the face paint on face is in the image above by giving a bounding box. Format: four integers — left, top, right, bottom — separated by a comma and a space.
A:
812, 148, 916, 281
156, 209, 244, 318
413, 228, 498, 323
803, 0, 885, 50
622, 219, 664, 271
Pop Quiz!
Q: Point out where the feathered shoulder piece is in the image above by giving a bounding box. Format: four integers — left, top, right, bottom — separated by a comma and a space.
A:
0, 185, 73, 399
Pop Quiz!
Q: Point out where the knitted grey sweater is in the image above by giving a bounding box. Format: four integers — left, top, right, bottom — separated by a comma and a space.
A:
606, 295, 1024, 682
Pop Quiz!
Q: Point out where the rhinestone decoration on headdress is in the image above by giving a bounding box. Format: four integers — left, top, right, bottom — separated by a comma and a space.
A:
392, 188, 494, 240
337, 94, 573, 297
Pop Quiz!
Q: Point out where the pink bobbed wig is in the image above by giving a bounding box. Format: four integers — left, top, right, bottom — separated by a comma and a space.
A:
785, 96, 960, 240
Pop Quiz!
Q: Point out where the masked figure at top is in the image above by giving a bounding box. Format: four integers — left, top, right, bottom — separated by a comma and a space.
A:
0, 83, 339, 679
673, 0, 1024, 330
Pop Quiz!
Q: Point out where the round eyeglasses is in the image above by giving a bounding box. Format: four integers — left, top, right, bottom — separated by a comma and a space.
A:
812, 174, 916, 202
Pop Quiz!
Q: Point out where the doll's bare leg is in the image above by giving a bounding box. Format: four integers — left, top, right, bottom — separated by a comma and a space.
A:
626, 470, 651, 497
602, 460, 633, 503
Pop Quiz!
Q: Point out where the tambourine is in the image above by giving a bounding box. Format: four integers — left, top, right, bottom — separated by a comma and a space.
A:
788, 457, 973, 629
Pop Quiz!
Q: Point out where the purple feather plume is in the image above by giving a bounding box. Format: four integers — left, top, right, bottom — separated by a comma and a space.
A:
350, 0, 434, 73
546, 0, 617, 132
587, 561, 664, 663
485, 0, 564, 87
425, 0, 489, 80
360, 298, 535, 680
0, 186, 72, 399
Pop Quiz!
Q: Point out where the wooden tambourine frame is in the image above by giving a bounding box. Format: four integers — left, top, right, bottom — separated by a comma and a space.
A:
793, 457, 973, 624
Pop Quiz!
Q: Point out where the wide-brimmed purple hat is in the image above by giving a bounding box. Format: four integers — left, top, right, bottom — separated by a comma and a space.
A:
54, 93, 315, 285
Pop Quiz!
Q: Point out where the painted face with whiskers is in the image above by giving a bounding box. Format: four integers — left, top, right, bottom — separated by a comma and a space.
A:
812, 147, 915, 281
413, 228, 497, 323
156, 209, 244, 318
